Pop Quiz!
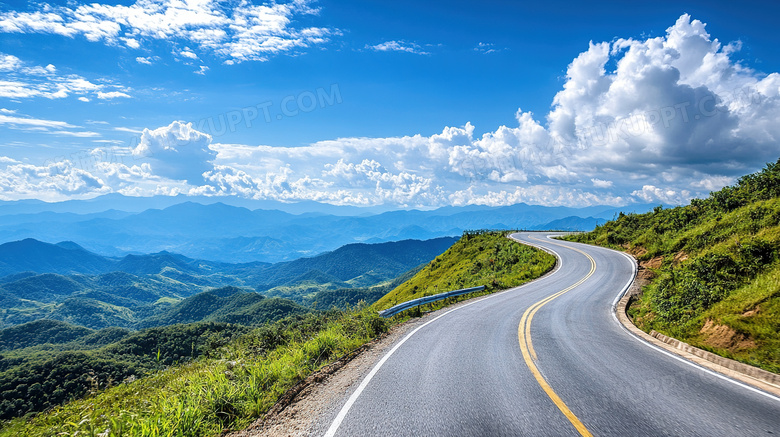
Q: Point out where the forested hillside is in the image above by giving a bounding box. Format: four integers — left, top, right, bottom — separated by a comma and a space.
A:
567, 159, 780, 373
0, 321, 250, 421
0, 236, 456, 424
0, 237, 457, 329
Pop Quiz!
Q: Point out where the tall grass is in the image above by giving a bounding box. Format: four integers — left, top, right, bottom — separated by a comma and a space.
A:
566, 160, 780, 372
374, 231, 556, 312
0, 307, 387, 437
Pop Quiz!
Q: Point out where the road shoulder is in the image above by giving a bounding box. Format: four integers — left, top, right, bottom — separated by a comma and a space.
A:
614, 255, 780, 399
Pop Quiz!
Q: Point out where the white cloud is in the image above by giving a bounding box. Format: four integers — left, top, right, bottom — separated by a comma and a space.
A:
0, 0, 338, 63
180, 49, 198, 59
132, 121, 216, 183
194, 65, 209, 75
5, 15, 780, 208
474, 42, 499, 54
135, 56, 154, 64
0, 160, 110, 201
0, 52, 131, 100
78, 96, 90, 102
0, 53, 22, 71
0, 113, 78, 129
96, 91, 131, 99
49, 130, 100, 137
114, 126, 143, 133
591, 178, 613, 188
366, 40, 429, 55
631, 185, 691, 204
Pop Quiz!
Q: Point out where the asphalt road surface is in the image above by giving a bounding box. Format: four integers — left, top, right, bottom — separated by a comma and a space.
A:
321, 232, 780, 436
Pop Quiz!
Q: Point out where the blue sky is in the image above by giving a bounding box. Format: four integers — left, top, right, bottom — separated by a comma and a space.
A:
1, 0, 779, 207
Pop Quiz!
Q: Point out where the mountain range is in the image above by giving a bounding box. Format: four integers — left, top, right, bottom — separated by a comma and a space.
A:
0, 236, 456, 329
0, 194, 657, 262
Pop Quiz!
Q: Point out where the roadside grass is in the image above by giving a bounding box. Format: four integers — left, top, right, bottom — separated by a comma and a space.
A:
2, 230, 554, 436
0, 307, 387, 437
568, 159, 780, 373
373, 231, 556, 312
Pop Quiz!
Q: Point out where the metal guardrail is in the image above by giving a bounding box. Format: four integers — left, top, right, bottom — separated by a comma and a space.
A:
377, 285, 486, 318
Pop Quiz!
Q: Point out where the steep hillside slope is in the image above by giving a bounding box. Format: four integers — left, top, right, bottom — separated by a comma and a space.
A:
567, 159, 780, 372
374, 231, 556, 311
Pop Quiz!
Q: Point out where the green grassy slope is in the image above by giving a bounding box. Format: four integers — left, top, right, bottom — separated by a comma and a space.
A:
565, 159, 780, 373
374, 231, 556, 311
0, 308, 386, 436
0, 322, 251, 421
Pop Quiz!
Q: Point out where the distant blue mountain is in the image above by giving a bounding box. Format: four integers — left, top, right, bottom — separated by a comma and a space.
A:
0, 239, 114, 276
0, 194, 660, 262
532, 216, 608, 231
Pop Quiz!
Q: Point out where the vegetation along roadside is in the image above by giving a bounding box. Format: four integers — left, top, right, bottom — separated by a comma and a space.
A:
565, 158, 780, 374
1, 230, 555, 436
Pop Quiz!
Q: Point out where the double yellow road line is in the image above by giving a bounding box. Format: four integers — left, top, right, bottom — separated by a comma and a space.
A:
517, 238, 596, 436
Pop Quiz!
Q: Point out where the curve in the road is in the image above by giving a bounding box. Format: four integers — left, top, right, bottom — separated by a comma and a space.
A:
320, 232, 780, 437
516, 236, 596, 436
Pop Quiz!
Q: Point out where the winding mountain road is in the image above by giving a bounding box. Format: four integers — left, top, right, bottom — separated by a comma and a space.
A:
318, 232, 780, 436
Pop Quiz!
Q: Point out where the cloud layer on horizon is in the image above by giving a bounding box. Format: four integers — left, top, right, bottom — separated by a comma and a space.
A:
1, 14, 779, 207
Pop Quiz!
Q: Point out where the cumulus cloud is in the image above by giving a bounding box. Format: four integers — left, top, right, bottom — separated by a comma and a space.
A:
0, 146, 202, 201
0, 0, 338, 63
543, 15, 780, 178
0, 159, 110, 201
185, 16, 780, 207
0, 52, 131, 100
5, 14, 780, 208
132, 121, 216, 183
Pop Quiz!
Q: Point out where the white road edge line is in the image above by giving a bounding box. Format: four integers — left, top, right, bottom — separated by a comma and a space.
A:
531, 235, 779, 403
323, 295, 492, 436
605, 246, 780, 403
324, 232, 563, 436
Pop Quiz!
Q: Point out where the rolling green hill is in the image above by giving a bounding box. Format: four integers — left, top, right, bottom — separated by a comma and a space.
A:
0, 319, 92, 352
251, 237, 458, 296
566, 158, 780, 373
0, 321, 251, 421
138, 286, 308, 328
0, 237, 457, 330
0, 236, 456, 424
374, 231, 556, 311
0, 272, 204, 329
0, 231, 554, 435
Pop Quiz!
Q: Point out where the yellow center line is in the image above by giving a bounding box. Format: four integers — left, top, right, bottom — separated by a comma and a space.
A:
517, 235, 596, 437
